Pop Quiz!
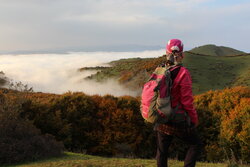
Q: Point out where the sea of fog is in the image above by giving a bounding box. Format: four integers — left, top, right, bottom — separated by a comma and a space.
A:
0, 49, 165, 96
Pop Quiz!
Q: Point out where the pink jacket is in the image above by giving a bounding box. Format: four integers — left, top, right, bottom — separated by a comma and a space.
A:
170, 66, 198, 124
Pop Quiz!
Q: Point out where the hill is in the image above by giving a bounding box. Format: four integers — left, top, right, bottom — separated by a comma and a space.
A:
189, 44, 245, 56
182, 52, 250, 94
83, 50, 250, 95
0, 71, 8, 87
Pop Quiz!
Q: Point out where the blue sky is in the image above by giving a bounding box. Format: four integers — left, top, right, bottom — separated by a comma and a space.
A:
0, 0, 249, 52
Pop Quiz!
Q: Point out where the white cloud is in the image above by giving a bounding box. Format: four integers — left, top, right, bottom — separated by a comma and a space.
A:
63, 13, 163, 26
0, 50, 164, 96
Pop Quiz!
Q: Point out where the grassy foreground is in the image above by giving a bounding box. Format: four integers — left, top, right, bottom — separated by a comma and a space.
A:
3, 152, 249, 167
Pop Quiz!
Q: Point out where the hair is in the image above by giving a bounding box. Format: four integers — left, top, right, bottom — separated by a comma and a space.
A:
165, 51, 183, 66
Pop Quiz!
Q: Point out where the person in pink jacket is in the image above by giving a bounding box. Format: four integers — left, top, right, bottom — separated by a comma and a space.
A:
155, 39, 203, 167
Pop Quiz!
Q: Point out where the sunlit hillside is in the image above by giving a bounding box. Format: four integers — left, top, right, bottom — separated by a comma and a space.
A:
189, 44, 245, 56
84, 45, 250, 95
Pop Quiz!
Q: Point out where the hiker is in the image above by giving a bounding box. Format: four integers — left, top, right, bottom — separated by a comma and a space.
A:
154, 39, 203, 167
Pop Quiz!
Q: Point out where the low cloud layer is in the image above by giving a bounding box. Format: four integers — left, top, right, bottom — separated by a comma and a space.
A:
0, 50, 164, 96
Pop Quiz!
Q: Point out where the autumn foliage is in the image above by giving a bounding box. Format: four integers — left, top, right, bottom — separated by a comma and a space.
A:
195, 87, 250, 162
0, 92, 64, 165
0, 86, 249, 163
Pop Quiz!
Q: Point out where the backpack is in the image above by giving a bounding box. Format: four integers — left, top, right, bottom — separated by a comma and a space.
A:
141, 65, 188, 124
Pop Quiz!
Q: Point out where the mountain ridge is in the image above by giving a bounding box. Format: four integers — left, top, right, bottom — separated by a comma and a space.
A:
82, 44, 250, 95
189, 44, 245, 56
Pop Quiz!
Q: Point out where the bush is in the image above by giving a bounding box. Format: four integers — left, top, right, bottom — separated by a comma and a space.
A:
1, 87, 249, 163
195, 86, 250, 163
0, 93, 64, 165
220, 98, 250, 163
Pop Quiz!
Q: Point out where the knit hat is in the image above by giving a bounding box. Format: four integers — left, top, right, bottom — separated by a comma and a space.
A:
166, 39, 184, 53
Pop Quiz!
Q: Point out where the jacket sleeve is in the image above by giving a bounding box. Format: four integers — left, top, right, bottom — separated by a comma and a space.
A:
178, 68, 198, 124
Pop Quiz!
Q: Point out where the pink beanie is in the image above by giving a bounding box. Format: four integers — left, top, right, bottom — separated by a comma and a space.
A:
166, 39, 184, 53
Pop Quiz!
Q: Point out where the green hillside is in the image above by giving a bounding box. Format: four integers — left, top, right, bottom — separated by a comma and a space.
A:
83, 51, 250, 95
182, 52, 250, 94
189, 44, 245, 56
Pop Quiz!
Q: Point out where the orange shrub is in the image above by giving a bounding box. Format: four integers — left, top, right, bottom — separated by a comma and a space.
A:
220, 98, 250, 162
0, 86, 249, 162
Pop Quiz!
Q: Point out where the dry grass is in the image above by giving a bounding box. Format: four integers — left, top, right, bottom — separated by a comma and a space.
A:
4, 152, 249, 167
